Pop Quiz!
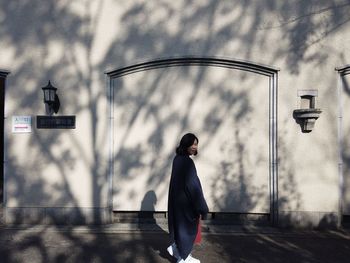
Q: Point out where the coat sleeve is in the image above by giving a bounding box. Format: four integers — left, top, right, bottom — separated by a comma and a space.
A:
184, 159, 209, 219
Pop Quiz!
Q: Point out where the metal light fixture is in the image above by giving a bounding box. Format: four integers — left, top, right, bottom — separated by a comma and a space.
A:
37, 81, 75, 129
41, 80, 60, 116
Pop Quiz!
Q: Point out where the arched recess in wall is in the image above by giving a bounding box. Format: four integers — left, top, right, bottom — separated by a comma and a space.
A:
106, 57, 279, 225
336, 64, 350, 225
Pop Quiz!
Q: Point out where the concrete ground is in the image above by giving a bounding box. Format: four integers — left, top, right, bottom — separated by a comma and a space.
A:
1, 221, 350, 263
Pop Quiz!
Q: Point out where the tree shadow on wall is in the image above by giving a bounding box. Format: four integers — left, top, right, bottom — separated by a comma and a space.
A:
210, 129, 268, 223
2, 0, 350, 262
2, 0, 350, 219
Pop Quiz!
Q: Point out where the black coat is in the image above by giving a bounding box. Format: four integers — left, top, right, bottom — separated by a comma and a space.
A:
168, 154, 209, 260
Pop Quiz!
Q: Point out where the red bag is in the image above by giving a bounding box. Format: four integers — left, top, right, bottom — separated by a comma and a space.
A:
194, 219, 201, 244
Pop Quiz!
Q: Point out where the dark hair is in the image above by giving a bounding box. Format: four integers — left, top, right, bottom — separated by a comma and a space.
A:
176, 133, 199, 156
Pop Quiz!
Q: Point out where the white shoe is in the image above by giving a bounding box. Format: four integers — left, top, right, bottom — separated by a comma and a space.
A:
167, 243, 174, 256
167, 242, 180, 259
187, 255, 200, 263
176, 254, 200, 263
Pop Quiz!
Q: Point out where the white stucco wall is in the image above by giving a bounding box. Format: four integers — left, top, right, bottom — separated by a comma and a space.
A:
0, 0, 349, 226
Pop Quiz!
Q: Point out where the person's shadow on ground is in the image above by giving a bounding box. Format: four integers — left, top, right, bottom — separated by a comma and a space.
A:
139, 190, 176, 262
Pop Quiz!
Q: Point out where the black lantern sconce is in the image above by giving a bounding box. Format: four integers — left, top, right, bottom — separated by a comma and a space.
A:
42, 80, 60, 116
37, 81, 75, 129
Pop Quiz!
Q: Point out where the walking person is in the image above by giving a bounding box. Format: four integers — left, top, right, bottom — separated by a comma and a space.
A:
167, 133, 209, 263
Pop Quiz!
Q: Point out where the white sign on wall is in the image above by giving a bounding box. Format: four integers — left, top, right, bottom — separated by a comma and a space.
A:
12, 116, 32, 133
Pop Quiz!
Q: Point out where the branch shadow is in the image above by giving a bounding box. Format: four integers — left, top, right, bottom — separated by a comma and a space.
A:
1, 0, 350, 262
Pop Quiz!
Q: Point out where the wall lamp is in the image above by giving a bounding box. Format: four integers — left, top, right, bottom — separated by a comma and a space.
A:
37, 81, 75, 129
42, 80, 60, 116
293, 90, 322, 133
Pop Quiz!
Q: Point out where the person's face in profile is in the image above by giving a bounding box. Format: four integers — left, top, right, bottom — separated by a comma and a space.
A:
187, 139, 198, 156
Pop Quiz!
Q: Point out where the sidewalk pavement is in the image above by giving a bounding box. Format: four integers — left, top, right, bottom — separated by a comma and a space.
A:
1, 221, 350, 263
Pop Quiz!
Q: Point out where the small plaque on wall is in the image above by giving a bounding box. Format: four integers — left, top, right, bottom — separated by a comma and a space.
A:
12, 116, 32, 133
37, 116, 76, 129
